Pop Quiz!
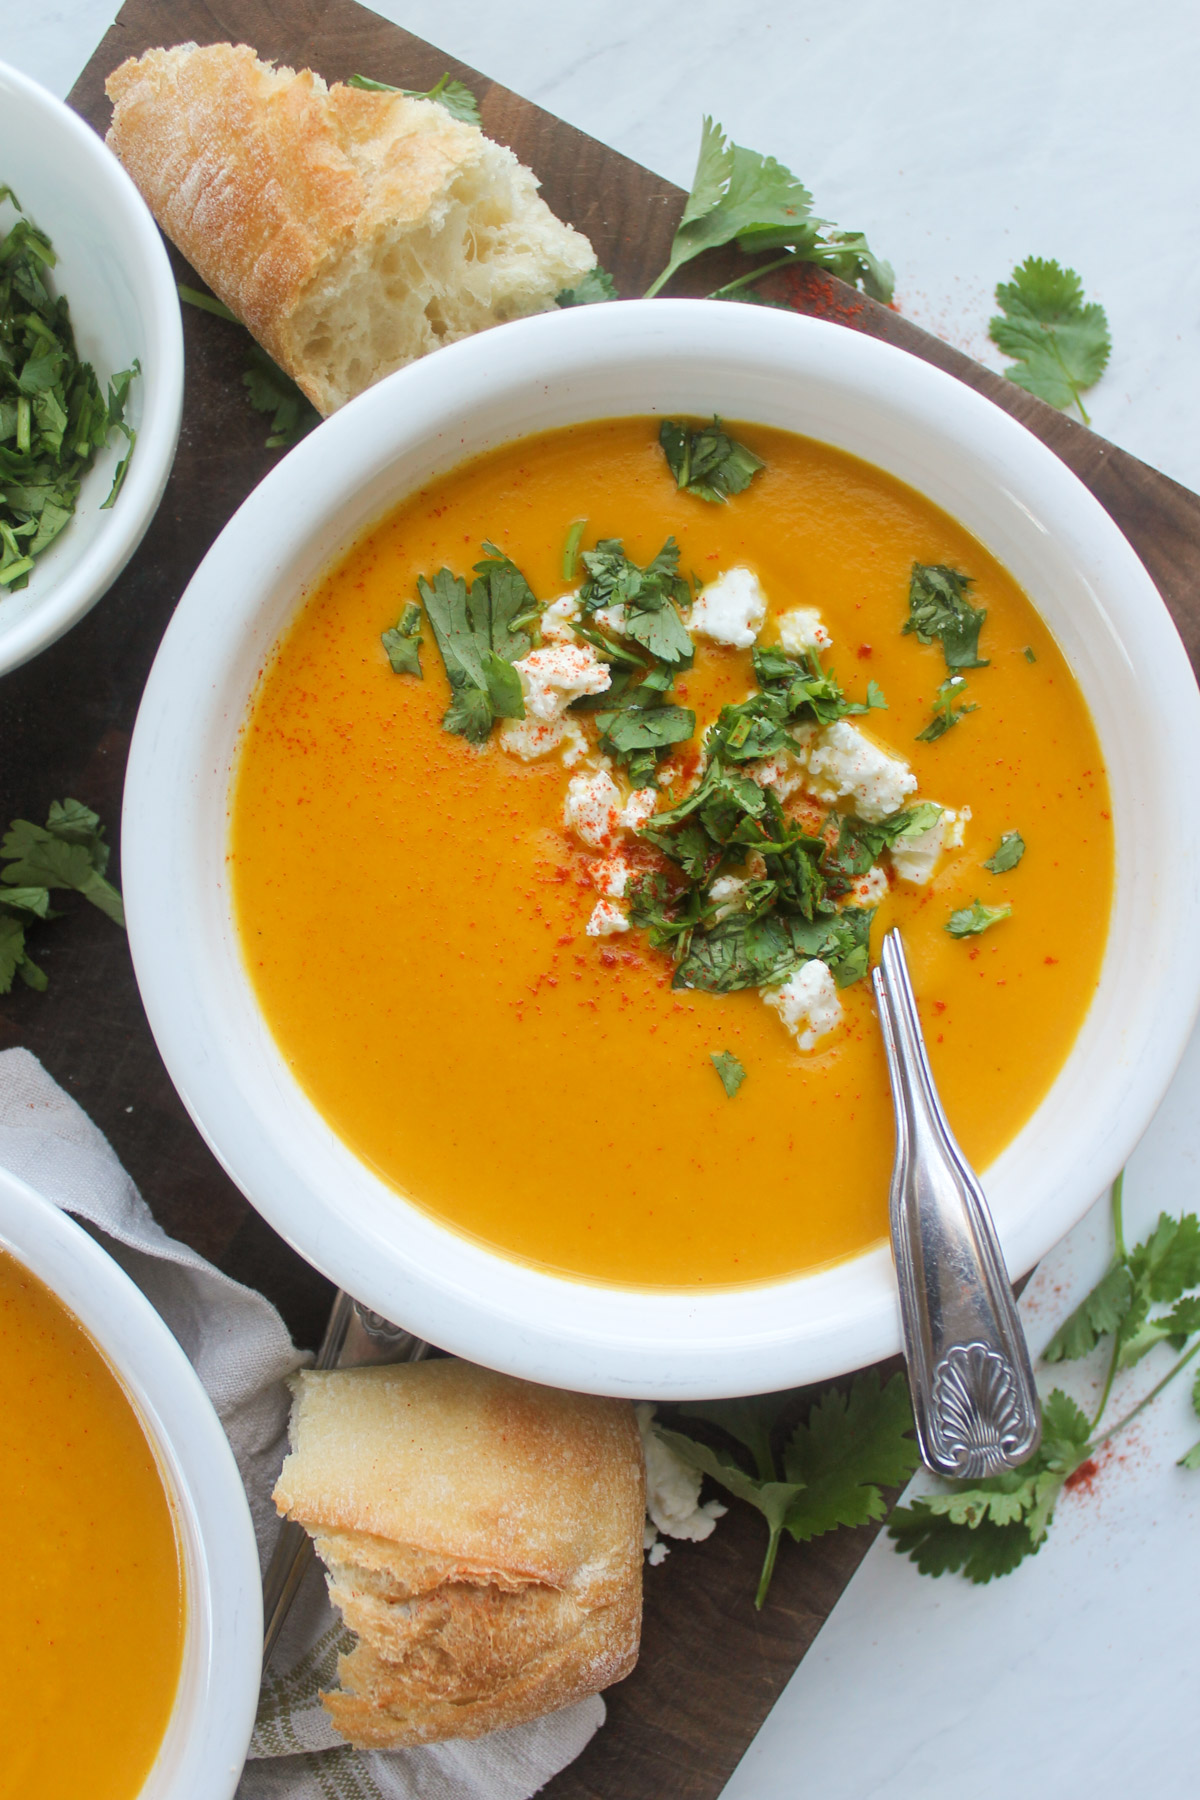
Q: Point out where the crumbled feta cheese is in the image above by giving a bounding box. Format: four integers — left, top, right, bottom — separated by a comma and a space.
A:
637, 1404, 727, 1545
592, 854, 633, 899
539, 592, 581, 641
647, 1538, 670, 1567
777, 606, 833, 654
500, 643, 610, 760
850, 865, 889, 908
889, 804, 971, 885
708, 874, 748, 920
586, 899, 630, 936
619, 787, 658, 830
564, 769, 623, 848
762, 958, 843, 1051
804, 721, 917, 824
593, 603, 627, 634
559, 719, 589, 766
688, 567, 767, 649
750, 747, 810, 801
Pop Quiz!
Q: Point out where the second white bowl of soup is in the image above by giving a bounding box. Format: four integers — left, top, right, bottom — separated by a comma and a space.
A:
123, 300, 1200, 1397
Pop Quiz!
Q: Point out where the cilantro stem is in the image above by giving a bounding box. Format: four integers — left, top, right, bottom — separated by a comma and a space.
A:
15, 396, 30, 454
1092, 1336, 1200, 1451
1088, 1172, 1128, 1432
561, 518, 586, 583
708, 254, 798, 299
1089, 1332, 1122, 1434
755, 1527, 783, 1610
1111, 1169, 1126, 1261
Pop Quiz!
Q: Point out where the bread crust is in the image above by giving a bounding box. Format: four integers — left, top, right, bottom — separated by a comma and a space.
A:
104, 44, 596, 414
273, 1360, 643, 1748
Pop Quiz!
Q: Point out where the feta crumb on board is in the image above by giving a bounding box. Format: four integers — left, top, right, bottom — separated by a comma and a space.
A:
539, 592, 581, 641
777, 606, 832, 653
762, 958, 843, 1051
500, 643, 610, 760
805, 720, 918, 824
585, 899, 630, 936
637, 1404, 727, 1564
890, 804, 971, 885
564, 769, 623, 848
688, 567, 767, 649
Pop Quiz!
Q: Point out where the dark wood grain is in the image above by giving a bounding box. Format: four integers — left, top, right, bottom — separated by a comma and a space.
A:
0, 0, 1191, 1792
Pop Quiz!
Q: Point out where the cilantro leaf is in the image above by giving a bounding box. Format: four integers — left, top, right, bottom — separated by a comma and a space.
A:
989, 256, 1111, 426
556, 267, 618, 307
1117, 1295, 1200, 1369
916, 675, 978, 742
710, 1049, 747, 1098
1042, 1262, 1135, 1362
1128, 1212, 1200, 1305
652, 1423, 805, 1609
783, 1372, 920, 1540
677, 1395, 788, 1482
382, 601, 423, 677
242, 345, 320, 448
177, 283, 238, 323
580, 537, 694, 665
946, 899, 1011, 938
418, 556, 534, 744
985, 831, 1026, 874
903, 564, 988, 671
346, 71, 481, 127
2, 807, 124, 925
659, 417, 765, 504
888, 1503, 1042, 1583
645, 117, 892, 302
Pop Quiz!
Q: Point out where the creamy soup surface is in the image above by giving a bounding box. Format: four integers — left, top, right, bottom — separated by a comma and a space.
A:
0, 1246, 184, 1797
230, 419, 1112, 1288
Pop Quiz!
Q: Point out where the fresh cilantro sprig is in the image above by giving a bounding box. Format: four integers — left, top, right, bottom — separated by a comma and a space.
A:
916, 675, 977, 743
644, 118, 893, 303
0, 799, 124, 992
654, 1372, 919, 1607
659, 417, 765, 504
346, 70, 481, 128
903, 564, 988, 672
556, 267, 618, 307
891, 1174, 1200, 1583
0, 189, 139, 589
946, 899, 1011, 938
416, 543, 536, 743
989, 257, 1110, 426
178, 285, 320, 449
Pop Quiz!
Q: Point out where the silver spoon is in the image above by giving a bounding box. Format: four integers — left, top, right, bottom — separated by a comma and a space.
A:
261, 1293, 428, 1666
873, 927, 1040, 1479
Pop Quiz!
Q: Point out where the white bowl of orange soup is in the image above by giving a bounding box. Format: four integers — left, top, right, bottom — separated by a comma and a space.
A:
0, 1167, 261, 1796
123, 300, 1200, 1397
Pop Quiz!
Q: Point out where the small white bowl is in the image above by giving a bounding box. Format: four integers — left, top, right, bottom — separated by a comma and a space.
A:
123, 300, 1200, 1398
0, 1168, 261, 1796
0, 62, 182, 675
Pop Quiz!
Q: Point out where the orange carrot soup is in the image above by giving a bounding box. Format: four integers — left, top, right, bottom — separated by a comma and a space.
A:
1, 1246, 184, 1797
230, 418, 1112, 1288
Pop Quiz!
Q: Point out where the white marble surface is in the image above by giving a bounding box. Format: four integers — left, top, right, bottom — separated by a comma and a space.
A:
721, 1021, 1200, 1799
8, 0, 1199, 491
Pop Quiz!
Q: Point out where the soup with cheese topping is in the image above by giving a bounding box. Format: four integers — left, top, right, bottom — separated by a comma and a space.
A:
230, 418, 1112, 1287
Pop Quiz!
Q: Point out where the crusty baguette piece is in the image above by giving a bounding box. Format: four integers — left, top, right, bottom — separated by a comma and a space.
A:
104, 43, 597, 414
273, 1359, 643, 1748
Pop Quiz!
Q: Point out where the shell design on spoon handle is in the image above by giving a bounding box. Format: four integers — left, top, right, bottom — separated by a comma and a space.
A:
873, 928, 1041, 1480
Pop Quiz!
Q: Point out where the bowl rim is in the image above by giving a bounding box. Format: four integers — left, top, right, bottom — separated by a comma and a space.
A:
0, 1165, 262, 1797
123, 298, 1200, 1398
0, 60, 183, 675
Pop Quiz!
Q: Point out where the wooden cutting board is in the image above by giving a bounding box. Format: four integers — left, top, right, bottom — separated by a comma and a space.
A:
1, 2, 1196, 1794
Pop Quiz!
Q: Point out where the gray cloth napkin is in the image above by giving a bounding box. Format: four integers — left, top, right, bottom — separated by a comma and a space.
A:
0, 1047, 603, 1799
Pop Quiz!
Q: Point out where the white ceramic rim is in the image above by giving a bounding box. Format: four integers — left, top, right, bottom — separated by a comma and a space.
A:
123, 299, 1200, 1398
0, 1168, 261, 1797
0, 61, 183, 675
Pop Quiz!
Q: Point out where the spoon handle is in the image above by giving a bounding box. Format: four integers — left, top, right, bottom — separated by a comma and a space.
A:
261, 1293, 428, 1666
873, 929, 1040, 1479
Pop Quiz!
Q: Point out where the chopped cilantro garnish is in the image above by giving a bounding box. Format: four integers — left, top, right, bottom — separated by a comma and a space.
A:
945, 899, 1012, 938
644, 118, 893, 303
417, 544, 537, 743
556, 267, 618, 307
0, 189, 139, 588
0, 798, 124, 992
1023, 645, 1037, 664
984, 831, 1025, 873
381, 601, 423, 676
580, 537, 694, 665
561, 518, 586, 582
903, 564, 988, 671
346, 70, 481, 127
710, 1050, 746, 1097
659, 417, 765, 504
989, 256, 1110, 426
916, 675, 977, 742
